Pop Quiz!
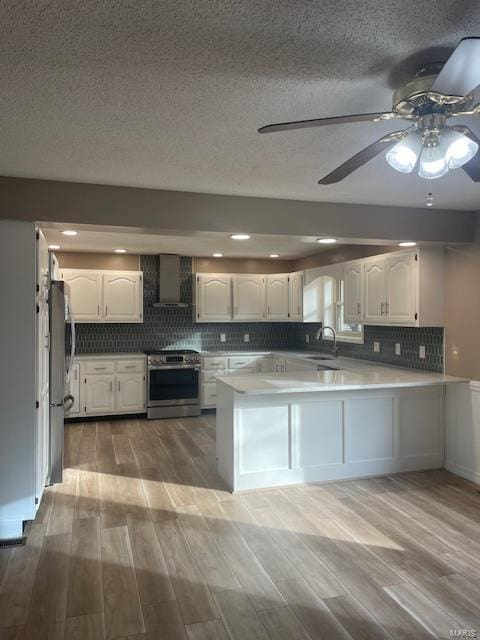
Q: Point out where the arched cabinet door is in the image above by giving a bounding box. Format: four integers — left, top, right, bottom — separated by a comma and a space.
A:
344, 262, 363, 322
363, 258, 387, 324
103, 272, 143, 322
386, 251, 416, 324
60, 269, 102, 321
266, 274, 289, 321
232, 275, 265, 321
196, 275, 232, 322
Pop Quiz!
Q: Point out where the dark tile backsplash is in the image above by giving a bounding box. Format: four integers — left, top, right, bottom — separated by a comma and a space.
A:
74, 255, 443, 372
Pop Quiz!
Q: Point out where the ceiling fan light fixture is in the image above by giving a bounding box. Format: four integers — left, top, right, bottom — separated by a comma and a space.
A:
418, 144, 449, 179
385, 132, 422, 173
443, 130, 478, 168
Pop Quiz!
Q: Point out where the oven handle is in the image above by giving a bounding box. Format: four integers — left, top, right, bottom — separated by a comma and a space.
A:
148, 365, 200, 371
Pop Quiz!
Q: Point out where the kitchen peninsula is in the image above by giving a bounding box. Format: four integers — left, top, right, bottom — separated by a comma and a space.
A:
215, 358, 467, 491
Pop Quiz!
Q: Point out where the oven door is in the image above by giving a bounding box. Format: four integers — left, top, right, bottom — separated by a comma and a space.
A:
148, 365, 200, 407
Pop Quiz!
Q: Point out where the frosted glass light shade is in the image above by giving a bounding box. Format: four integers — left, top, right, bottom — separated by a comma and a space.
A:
418, 145, 448, 179
442, 129, 478, 169
386, 132, 423, 173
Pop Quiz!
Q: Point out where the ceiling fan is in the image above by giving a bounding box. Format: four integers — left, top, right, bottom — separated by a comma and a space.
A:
258, 37, 480, 183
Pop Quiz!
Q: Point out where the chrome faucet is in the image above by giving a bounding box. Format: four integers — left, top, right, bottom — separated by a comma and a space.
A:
315, 325, 339, 358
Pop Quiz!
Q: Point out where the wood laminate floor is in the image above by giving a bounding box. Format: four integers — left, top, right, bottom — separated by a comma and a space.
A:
1, 415, 480, 639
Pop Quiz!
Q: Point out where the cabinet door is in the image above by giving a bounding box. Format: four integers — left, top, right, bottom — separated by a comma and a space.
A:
103, 272, 143, 322
66, 363, 81, 416
344, 263, 363, 322
266, 275, 289, 321
201, 382, 218, 408
61, 270, 102, 321
116, 373, 145, 413
386, 252, 417, 324
232, 275, 265, 321
273, 357, 286, 372
289, 271, 303, 321
363, 259, 387, 324
196, 275, 232, 321
85, 375, 115, 415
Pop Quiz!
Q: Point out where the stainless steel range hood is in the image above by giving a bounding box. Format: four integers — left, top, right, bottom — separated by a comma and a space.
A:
153, 254, 189, 308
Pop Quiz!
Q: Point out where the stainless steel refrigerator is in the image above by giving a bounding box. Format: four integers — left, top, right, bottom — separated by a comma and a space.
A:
49, 279, 76, 484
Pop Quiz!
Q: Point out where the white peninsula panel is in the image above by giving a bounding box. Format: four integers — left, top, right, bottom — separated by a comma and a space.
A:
216, 376, 454, 492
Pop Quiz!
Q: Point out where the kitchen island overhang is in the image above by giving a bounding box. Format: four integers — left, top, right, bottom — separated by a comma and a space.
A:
215, 368, 467, 492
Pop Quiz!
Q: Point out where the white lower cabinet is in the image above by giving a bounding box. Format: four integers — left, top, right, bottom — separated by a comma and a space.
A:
85, 375, 115, 415
68, 356, 146, 418
116, 373, 145, 413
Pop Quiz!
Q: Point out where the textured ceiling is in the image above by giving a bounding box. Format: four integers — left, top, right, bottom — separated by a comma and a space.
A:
2, 1, 480, 209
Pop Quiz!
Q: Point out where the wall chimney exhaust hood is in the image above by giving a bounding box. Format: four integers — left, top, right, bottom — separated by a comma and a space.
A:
153, 254, 189, 308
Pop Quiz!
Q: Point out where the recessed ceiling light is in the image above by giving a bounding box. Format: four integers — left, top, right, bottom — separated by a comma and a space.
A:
269, 254, 280, 258
230, 233, 251, 240
114, 248, 127, 253
48, 244, 60, 250
317, 238, 337, 244
62, 230, 77, 236
212, 253, 223, 258
398, 241, 417, 247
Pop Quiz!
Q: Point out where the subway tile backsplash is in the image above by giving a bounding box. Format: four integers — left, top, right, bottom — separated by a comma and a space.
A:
74, 255, 443, 372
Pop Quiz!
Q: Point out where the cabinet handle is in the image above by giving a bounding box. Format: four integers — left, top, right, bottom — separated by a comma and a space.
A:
118, 381, 121, 391
94, 367, 106, 371
105, 306, 108, 316
110, 381, 113, 392
357, 302, 361, 314
268, 306, 271, 314
124, 365, 136, 369
380, 302, 384, 315
97, 305, 100, 315
385, 302, 389, 315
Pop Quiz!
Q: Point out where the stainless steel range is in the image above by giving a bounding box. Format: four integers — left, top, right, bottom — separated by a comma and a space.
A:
146, 349, 201, 419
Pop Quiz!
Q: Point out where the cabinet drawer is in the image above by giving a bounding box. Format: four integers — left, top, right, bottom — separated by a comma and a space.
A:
203, 356, 228, 370
202, 370, 226, 384
202, 382, 218, 407
115, 359, 145, 373
227, 355, 258, 369
84, 361, 115, 374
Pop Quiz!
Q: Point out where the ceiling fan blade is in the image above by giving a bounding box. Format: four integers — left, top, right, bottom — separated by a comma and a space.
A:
458, 127, 480, 181
258, 112, 392, 134
318, 130, 411, 185
429, 38, 480, 101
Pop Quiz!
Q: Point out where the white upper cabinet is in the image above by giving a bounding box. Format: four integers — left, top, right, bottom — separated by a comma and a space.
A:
364, 258, 387, 324
196, 274, 232, 322
266, 274, 290, 321
289, 271, 303, 321
103, 272, 143, 323
61, 269, 102, 321
385, 252, 416, 324
232, 275, 266, 321
344, 262, 363, 322
60, 269, 143, 323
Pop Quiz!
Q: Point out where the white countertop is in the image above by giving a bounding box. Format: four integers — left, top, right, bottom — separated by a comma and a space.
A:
75, 353, 146, 359
216, 361, 466, 395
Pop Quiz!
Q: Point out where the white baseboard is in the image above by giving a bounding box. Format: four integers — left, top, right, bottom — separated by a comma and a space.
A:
445, 462, 480, 486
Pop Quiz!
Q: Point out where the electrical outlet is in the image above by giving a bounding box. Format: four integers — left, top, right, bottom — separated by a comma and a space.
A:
305, 334, 310, 344
220, 333, 226, 343
395, 343, 401, 356
373, 341, 380, 353
244, 333, 250, 343
419, 345, 426, 359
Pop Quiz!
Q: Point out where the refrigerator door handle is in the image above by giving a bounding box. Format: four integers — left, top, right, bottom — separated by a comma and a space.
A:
66, 296, 76, 381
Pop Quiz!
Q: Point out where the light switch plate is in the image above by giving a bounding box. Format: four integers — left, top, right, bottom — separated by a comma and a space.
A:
244, 333, 250, 343
220, 333, 226, 343
395, 343, 401, 356
305, 334, 310, 344
419, 345, 426, 359
374, 341, 380, 353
